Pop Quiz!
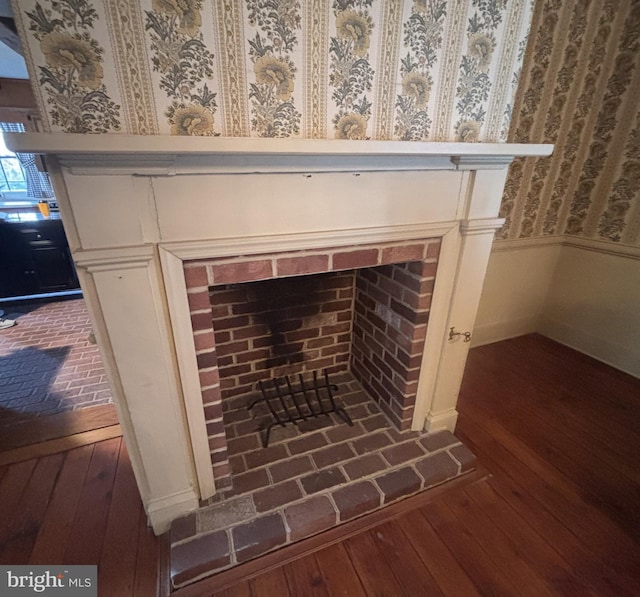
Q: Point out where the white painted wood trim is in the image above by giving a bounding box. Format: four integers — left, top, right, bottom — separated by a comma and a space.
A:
492, 235, 640, 260
5, 133, 553, 175
424, 220, 504, 431
538, 316, 640, 379
562, 236, 640, 261
472, 315, 541, 347
412, 226, 461, 431
5, 132, 554, 157
162, 222, 458, 261
159, 247, 216, 500
460, 217, 506, 234
491, 235, 564, 251
146, 488, 199, 535
73, 245, 155, 271
44, 158, 156, 518
424, 409, 459, 433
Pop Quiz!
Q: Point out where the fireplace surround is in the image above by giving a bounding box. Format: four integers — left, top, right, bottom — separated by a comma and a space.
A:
6, 134, 552, 533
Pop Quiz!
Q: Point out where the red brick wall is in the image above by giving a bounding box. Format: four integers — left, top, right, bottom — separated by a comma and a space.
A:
210, 272, 354, 402
351, 252, 439, 430
183, 238, 440, 485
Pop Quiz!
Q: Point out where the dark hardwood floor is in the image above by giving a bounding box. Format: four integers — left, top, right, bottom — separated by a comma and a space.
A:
1, 333, 639, 596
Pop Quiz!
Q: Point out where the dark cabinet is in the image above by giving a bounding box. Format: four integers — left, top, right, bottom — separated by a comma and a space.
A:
0, 218, 80, 298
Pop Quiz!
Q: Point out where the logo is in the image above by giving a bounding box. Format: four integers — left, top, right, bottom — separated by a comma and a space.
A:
0, 567, 97, 596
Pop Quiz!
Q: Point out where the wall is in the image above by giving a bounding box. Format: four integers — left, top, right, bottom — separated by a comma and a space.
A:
500, 0, 640, 247
540, 244, 640, 378
473, 239, 560, 346
475, 0, 640, 376
12, 0, 534, 141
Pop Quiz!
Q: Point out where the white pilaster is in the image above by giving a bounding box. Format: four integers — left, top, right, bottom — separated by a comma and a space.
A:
76, 250, 199, 534
423, 167, 511, 433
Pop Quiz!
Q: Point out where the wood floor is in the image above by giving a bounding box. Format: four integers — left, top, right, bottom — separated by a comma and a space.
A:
1, 334, 639, 596
0, 436, 165, 596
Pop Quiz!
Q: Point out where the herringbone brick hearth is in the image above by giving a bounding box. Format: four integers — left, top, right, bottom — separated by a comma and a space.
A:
0, 298, 113, 427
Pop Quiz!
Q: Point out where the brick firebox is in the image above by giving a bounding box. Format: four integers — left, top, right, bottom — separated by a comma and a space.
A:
184, 238, 440, 488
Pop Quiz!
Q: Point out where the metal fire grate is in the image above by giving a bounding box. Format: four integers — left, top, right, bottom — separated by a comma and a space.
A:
248, 369, 353, 447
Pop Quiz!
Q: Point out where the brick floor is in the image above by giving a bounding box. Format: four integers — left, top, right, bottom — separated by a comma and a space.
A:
170, 372, 475, 588
0, 298, 113, 426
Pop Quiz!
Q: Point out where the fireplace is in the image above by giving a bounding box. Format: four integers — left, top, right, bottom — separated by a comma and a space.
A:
5, 133, 552, 534
185, 237, 442, 490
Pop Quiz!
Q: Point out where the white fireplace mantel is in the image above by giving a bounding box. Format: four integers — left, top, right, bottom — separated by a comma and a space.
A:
6, 133, 552, 534
8, 133, 551, 175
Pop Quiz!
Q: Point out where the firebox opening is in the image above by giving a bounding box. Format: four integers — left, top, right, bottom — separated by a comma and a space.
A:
210, 258, 434, 445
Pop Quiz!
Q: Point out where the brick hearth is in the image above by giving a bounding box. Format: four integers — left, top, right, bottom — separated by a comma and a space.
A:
169, 372, 475, 588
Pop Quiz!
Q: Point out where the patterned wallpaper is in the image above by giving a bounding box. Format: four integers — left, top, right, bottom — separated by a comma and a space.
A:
12, 0, 535, 141
500, 0, 640, 246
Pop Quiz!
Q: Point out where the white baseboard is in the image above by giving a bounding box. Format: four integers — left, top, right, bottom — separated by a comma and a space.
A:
471, 315, 540, 347
538, 316, 640, 379
146, 488, 199, 535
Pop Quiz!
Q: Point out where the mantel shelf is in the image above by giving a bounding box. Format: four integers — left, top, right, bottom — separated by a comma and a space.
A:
5, 133, 553, 176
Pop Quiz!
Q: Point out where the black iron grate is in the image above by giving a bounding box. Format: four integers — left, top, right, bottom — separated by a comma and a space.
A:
248, 369, 353, 447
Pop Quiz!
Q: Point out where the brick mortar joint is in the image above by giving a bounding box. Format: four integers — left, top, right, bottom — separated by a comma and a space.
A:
207, 437, 457, 521
444, 443, 466, 473
187, 285, 209, 293
221, 411, 389, 460
178, 445, 464, 551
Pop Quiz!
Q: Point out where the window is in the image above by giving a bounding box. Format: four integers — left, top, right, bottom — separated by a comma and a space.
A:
0, 131, 28, 196
0, 122, 54, 199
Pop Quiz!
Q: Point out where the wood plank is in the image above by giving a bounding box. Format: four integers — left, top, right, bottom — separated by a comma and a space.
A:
460, 358, 640, 513
0, 452, 65, 564
457, 421, 640, 596
249, 567, 291, 597
463, 337, 640, 457
420, 498, 520, 595
343, 531, 404, 597
486, 474, 637, 597
0, 459, 37, 559
222, 581, 252, 597
396, 508, 481, 597
99, 441, 144, 596
29, 444, 94, 564
461, 351, 640, 483
0, 404, 119, 452
314, 543, 367, 597
464, 481, 599, 597
445, 485, 555, 597
63, 437, 121, 565
134, 504, 165, 597
457, 412, 640, 586
0, 425, 122, 467
371, 520, 444, 597
283, 556, 330, 597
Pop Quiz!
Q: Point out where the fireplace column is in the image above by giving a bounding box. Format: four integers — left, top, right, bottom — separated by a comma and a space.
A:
416, 167, 512, 432
73, 246, 200, 534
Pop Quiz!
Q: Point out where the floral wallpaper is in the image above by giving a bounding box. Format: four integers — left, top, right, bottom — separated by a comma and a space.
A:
500, 0, 640, 247
12, 0, 535, 141
23, 0, 121, 133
